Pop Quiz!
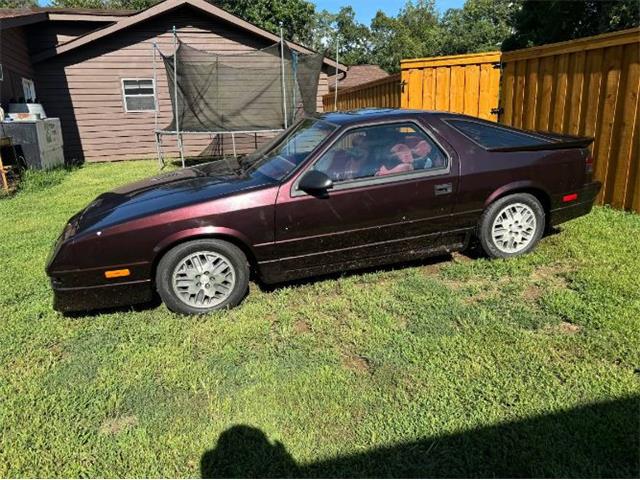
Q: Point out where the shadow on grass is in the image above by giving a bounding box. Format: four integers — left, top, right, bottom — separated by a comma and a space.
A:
256, 253, 455, 293
200, 396, 640, 478
62, 296, 162, 318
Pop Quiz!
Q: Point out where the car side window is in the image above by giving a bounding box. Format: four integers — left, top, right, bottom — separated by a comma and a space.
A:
312, 123, 447, 183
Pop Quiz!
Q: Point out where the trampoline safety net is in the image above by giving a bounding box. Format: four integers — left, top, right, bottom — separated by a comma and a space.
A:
162, 41, 324, 132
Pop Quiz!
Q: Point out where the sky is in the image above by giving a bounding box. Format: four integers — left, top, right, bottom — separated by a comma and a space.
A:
313, 0, 466, 23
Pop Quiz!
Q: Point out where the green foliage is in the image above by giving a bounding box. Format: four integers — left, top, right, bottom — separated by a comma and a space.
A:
49, 0, 116, 8
313, 0, 511, 72
311, 7, 373, 65
439, 0, 514, 55
503, 0, 640, 51
213, 0, 316, 45
0, 160, 638, 477
370, 0, 441, 72
18, 167, 77, 195
0, 0, 37, 7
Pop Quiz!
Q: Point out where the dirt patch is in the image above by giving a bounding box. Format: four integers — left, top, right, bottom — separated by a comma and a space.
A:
394, 315, 408, 329
523, 284, 543, 302
557, 321, 581, 334
421, 262, 442, 275
99, 415, 138, 435
342, 353, 372, 374
462, 289, 493, 304
531, 265, 570, 288
451, 251, 473, 263
293, 319, 311, 334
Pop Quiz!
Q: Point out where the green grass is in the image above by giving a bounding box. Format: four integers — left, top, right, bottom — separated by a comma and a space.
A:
0, 160, 638, 477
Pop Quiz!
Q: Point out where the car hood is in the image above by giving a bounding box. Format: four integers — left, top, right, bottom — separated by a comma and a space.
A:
73, 163, 274, 234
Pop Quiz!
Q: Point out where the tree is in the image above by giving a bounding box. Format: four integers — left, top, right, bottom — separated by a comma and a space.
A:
503, 0, 640, 51
439, 0, 514, 55
311, 6, 373, 65
214, 0, 316, 45
0, 0, 38, 7
369, 0, 441, 72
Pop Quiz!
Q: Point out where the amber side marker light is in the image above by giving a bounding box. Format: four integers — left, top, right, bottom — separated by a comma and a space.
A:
104, 269, 131, 279
562, 193, 578, 203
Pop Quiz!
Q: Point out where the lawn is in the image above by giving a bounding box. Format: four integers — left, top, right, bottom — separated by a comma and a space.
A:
0, 161, 639, 478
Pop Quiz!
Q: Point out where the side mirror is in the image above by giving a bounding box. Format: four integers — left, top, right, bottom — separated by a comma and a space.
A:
298, 170, 333, 194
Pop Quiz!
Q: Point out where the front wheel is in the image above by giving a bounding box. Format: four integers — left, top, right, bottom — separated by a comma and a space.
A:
478, 193, 545, 259
156, 239, 249, 315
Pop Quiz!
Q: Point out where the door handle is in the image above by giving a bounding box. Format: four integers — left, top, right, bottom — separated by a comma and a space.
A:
434, 183, 452, 195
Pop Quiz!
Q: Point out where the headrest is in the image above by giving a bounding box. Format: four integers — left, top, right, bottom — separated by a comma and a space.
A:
412, 140, 431, 158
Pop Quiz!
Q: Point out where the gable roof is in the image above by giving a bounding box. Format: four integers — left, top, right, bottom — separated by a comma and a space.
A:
32, 0, 346, 71
0, 7, 130, 29
328, 64, 389, 91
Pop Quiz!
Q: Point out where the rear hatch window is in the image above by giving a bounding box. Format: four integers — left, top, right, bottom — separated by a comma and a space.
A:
448, 119, 552, 149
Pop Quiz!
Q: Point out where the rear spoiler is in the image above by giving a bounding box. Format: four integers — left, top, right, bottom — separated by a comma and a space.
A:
487, 133, 594, 153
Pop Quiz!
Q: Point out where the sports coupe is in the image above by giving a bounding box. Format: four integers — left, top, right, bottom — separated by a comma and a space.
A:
47, 109, 601, 314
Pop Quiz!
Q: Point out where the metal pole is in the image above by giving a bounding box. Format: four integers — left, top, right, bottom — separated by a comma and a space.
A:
334, 35, 339, 111
173, 26, 185, 168
231, 133, 237, 158
153, 41, 158, 133
155, 132, 164, 169
291, 52, 297, 118
280, 24, 288, 129
152, 41, 162, 168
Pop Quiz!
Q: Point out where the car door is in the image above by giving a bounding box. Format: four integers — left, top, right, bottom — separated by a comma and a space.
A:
272, 120, 460, 274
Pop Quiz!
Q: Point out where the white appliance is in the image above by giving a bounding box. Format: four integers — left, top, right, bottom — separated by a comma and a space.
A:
0, 118, 65, 169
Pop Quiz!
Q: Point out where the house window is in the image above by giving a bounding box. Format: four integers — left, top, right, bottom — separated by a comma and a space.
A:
121, 79, 156, 112
22, 78, 36, 102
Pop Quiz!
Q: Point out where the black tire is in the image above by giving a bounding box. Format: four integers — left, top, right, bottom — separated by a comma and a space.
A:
478, 193, 545, 259
155, 239, 249, 315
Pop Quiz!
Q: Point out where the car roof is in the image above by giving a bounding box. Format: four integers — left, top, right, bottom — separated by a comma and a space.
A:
315, 108, 439, 126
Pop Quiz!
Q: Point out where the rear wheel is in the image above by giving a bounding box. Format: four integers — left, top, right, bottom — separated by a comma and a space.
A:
478, 193, 545, 259
156, 239, 249, 315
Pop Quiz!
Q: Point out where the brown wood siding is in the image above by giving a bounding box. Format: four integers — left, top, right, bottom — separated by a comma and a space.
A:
0, 27, 36, 105
35, 6, 332, 163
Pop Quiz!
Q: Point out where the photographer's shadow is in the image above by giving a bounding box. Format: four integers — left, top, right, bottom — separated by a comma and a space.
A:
200, 425, 299, 478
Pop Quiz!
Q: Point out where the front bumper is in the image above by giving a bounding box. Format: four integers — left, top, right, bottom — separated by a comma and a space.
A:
549, 181, 602, 226
51, 279, 154, 313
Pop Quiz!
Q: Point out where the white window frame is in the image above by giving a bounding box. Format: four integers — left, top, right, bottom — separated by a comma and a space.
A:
121, 78, 157, 113
22, 77, 36, 101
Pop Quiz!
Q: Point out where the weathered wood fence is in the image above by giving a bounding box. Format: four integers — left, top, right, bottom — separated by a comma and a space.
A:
322, 28, 640, 212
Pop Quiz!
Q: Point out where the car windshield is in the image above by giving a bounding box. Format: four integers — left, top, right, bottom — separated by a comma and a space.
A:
243, 118, 337, 180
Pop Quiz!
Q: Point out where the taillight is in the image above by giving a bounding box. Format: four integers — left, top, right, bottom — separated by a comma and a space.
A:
585, 154, 594, 175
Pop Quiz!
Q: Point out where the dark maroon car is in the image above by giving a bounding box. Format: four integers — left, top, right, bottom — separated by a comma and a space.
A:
47, 109, 601, 315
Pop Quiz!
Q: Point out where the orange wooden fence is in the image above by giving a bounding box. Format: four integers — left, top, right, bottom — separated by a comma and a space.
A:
322, 28, 640, 212
322, 73, 401, 111
500, 28, 639, 211
400, 52, 502, 120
